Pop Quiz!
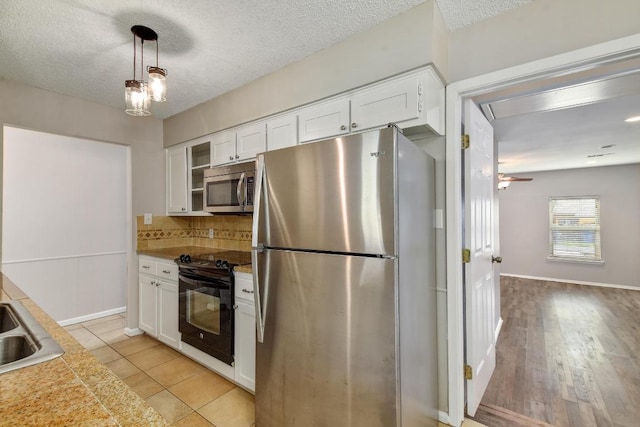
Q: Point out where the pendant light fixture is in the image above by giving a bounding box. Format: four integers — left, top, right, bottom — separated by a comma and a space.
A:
125, 25, 167, 116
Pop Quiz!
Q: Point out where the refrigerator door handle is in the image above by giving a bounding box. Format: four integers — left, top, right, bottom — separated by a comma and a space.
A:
252, 248, 265, 343
252, 154, 266, 343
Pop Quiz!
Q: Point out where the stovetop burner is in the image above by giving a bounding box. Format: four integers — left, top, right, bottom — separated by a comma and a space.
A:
176, 250, 251, 272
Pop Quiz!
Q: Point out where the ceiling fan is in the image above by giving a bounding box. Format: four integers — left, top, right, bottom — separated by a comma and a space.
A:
498, 173, 533, 190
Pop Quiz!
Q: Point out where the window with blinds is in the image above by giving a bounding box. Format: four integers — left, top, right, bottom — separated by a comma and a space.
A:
548, 196, 601, 262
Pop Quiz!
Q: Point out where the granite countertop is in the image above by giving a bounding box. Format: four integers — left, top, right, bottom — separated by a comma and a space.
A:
0, 274, 167, 426
138, 246, 253, 273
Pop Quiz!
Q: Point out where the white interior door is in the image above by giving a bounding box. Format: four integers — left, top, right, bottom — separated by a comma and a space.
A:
464, 99, 497, 416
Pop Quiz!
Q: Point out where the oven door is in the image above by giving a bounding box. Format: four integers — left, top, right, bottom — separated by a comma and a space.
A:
204, 170, 254, 214
178, 271, 234, 365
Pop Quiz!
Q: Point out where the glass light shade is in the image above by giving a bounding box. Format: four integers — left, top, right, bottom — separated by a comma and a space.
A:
125, 80, 151, 116
148, 67, 167, 102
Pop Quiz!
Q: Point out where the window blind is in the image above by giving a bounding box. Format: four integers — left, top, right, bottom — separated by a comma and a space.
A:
548, 196, 601, 261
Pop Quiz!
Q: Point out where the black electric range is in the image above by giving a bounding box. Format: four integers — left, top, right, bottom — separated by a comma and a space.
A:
175, 250, 251, 365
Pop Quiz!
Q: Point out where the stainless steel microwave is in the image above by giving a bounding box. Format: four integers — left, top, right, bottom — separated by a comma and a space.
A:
203, 162, 255, 214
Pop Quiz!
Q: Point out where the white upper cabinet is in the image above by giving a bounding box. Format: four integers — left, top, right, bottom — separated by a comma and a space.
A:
297, 97, 350, 143
211, 131, 237, 166
166, 146, 188, 214
211, 123, 267, 166
236, 122, 267, 161
350, 72, 421, 132
266, 114, 297, 151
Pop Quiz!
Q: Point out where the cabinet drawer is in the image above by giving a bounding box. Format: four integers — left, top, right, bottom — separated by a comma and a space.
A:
156, 262, 178, 282
139, 258, 157, 275
234, 273, 255, 304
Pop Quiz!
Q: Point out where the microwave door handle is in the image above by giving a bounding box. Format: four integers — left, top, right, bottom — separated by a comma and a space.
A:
237, 172, 246, 208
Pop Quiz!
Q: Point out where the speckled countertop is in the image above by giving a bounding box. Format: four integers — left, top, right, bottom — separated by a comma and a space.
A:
137, 246, 253, 273
0, 274, 168, 426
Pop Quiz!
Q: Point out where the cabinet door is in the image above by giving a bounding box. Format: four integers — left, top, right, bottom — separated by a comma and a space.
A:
139, 275, 158, 336
266, 114, 297, 151
236, 122, 266, 161
297, 97, 350, 143
166, 146, 188, 213
234, 300, 256, 392
157, 280, 180, 349
211, 131, 237, 166
350, 73, 420, 132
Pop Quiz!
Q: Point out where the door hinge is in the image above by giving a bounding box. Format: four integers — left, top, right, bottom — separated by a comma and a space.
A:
462, 248, 471, 263
464, 364, 473, 380
462, 134, 470, 149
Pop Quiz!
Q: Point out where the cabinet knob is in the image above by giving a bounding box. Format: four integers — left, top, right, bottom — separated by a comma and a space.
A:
142, 265, 150, 269
162, 270, 171, 274
242, 289, 254, 294
340, 125, 347, 131
229, 156, 234, 160
351, 122, 358, 128
181, 208, 186, 211
233, 304, 239, 310
235, 154, 239, 159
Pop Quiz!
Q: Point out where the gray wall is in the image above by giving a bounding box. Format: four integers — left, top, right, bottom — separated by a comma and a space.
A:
0, 78, 165, 329
0, 79, 165, 216
499, 164, 640, 288
449, 0, 640, 82
163, 1, 449, 147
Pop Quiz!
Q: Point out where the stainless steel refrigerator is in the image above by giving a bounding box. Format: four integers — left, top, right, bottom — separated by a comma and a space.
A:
251, 126, 438, 426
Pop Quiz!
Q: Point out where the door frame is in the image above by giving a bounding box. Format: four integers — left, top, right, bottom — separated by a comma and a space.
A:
444, 33, 640, 427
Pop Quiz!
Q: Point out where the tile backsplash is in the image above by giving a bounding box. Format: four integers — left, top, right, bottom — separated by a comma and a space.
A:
137, 215, 252, 252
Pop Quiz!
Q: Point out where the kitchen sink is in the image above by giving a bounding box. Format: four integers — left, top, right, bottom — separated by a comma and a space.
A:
0, 305, 19, 333
0, 301, 64, 374
0, 335, 37, 364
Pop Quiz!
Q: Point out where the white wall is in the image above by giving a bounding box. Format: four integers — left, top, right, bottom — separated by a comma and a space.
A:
2, 127, 128, 322
499, 164, 640, 288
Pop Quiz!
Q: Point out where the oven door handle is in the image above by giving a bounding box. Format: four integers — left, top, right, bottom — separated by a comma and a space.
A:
179, 273, 229, 290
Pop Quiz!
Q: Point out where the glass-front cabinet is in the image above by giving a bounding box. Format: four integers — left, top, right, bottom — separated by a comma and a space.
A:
188, 139, 211, 213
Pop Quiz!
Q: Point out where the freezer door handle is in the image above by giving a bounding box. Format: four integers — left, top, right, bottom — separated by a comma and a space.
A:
252, 248, 265, 343
251, 155, 264, 248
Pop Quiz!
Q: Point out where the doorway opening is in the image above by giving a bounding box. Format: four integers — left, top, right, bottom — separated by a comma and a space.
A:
446, 35, 640, 427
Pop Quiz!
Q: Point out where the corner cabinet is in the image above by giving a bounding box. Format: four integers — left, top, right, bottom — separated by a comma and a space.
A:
234, 272, 255, 392
138, 256, 180, 349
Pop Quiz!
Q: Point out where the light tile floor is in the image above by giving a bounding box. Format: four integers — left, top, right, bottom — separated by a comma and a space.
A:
64, 314, 255, 427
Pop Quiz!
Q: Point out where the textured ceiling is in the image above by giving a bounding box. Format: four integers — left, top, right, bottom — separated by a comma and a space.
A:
0, 0, 533, 119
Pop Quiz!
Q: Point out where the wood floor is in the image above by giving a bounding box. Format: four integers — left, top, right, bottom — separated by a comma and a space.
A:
473, 276, 640, 427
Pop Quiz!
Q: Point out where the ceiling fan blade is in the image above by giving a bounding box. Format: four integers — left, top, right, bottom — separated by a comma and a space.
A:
498, 173, 533, 182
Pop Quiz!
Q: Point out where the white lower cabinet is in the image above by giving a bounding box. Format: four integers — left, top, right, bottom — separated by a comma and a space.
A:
234, 272, 255, 392
138, 256, 180, 349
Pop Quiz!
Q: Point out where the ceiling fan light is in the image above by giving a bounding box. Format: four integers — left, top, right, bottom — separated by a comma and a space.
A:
148, 66, 167, 102
498, 181, 510, 190
125, 80, 151, 116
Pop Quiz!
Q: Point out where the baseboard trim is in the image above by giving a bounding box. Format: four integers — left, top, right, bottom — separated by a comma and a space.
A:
57, 306, 127, 326
438, 410, 451, 425
500, 274, 639, 291
124, 327, 144, 337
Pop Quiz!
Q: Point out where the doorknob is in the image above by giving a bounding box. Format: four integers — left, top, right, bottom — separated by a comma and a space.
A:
492, 256, 502, 264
